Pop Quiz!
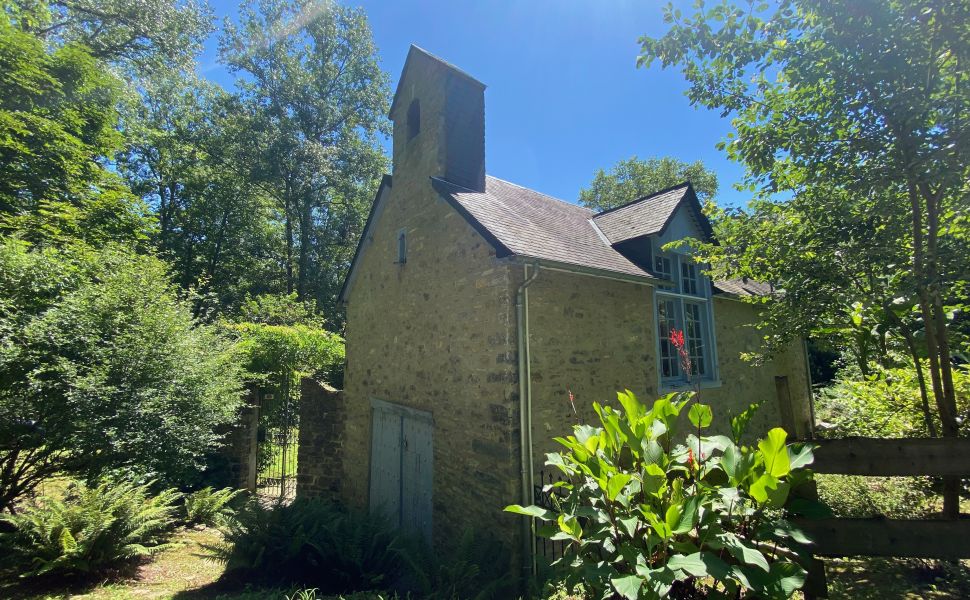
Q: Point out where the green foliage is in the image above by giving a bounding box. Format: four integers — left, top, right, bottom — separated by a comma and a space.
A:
400, 529, 515, 600
212, 498, 408, 594
0, 238, 245, 510
219, 0, 390, 314
231, 321, 345, 385
0, 478, 181, 579
184, 486, 245, 527
815, 475, 932, 521
579, 156, 718, 212
637, 0, 969, 444
8, 0, 214, 74
816, 363, 970, 439
507, 390, 820, 599
0, 11, 124, 213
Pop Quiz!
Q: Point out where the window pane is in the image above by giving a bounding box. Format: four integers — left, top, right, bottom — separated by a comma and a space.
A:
681, 262, 698, 296
657, 298, 680, 379
684, 302, 706, 376
654, 255, 672, 280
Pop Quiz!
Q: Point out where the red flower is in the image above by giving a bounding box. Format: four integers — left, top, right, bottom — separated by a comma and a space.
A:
687, 447, 696, 471
669, 328, 692, 377
669, 328, 685, 350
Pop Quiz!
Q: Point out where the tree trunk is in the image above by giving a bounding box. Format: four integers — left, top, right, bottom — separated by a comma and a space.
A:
911, 182, 960, 518
284, 177, 294, 294
297, 192, 313, 300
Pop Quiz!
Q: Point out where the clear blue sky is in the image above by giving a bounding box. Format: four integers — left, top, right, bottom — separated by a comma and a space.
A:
200, 0, 750, 207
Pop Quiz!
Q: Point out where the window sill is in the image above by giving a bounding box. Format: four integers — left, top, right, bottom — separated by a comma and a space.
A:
659, 379, 723, 394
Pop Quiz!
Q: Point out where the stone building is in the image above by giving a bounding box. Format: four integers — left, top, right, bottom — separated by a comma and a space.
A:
335, 45, 814, 574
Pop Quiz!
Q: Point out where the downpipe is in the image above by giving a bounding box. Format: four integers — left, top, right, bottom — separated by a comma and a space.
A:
516, 262, 540, 578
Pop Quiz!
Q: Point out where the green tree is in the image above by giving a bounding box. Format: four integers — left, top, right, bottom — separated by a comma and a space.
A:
118, 70, 287, 309
219, 0, 390, 314
7, 0, 213, 74
579, 156, 718, 212
639, 0, 969, 515
0, 11, 123, 213
0, 237, 244, 511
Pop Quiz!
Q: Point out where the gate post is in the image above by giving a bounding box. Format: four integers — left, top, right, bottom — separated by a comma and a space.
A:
296, 379, 346, 500
245, 392, 259, 492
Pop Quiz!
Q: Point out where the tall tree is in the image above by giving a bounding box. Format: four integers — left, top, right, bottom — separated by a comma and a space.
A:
7, 0, 213, 74
639, 0, 969, 514
579, 156, 718, 212
0, 10, 123, 213
219, 0, 389, 316
119, 71, 287, 309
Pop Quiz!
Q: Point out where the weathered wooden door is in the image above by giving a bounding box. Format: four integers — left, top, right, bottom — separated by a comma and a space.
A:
369, 400, 433, 539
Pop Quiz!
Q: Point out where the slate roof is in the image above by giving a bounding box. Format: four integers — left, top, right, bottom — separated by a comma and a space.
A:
430, 176, 762, 297
592, 183, 710, 244
432, 176, 656, 280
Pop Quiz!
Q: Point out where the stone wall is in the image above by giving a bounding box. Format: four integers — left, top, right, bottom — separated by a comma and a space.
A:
342, 176, 521, 553
297, 379, 346, 500
222, 387, 258, 491
526, 269, 812, 472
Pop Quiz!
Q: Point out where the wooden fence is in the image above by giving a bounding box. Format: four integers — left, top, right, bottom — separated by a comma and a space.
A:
793, 436, 970, 598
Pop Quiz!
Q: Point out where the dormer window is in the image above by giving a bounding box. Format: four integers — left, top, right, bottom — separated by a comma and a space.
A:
652, 242, 719, 389
407, 99, 420, 141
681, 261, 699, 295
654, 254, 672, 280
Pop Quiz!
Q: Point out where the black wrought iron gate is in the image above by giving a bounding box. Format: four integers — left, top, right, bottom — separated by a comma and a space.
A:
255, 389, 299, 500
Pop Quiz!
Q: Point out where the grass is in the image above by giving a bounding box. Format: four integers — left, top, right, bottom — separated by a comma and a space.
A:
4, 521, 970, 599
1, 527, 390, 600
824, 557, 970, 599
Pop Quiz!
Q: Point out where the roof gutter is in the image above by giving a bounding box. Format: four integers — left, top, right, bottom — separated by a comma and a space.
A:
507, 256, 660, 288
516, 261, 540, 577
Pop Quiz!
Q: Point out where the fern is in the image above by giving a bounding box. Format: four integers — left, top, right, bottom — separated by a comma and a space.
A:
400, 529, 514, 600
210, 498, 408, 594
184, 486, 244, 526
0, 479, 181, 578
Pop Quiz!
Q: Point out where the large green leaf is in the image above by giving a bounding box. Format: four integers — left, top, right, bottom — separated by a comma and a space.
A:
717, 532, 770, 572
611, 574, 644, 600
788, 443, 815, 470
617, 389, 643, 423
749, 473, 778, 505
688, 403, 713, 428
504, 504, 557, 521
669, 496, 699, 534
606, 473, 633, 502
758, 428, 791, 478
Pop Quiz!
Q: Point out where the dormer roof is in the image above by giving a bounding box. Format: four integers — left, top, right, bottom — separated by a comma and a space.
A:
591, 182, 714, 245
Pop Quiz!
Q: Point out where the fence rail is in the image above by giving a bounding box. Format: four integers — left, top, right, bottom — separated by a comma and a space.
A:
793, 435, 970, 599
809, 436, 970, 477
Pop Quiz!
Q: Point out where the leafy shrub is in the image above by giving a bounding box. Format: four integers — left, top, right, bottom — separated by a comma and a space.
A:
508, 390, 821, 599
212, 498, 408, 594
0, 479, 181, 578
401, 528, 514, 600
816, 474, 932, 520
0, 239, 245, 510
815, 363, 970, 439
184, 486, 245, 527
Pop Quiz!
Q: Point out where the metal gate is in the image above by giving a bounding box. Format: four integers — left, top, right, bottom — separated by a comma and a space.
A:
256, 390, 299, 500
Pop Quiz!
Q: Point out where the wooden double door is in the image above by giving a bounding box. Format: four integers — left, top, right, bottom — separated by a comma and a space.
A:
369, 400, 433, 540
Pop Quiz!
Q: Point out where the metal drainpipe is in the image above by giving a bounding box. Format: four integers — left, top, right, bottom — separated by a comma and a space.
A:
516, 262, 540, 577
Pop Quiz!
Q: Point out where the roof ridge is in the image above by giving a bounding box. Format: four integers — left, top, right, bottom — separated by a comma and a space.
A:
486, 175, 592, 213
407, 45, 486, 88
591, 181, 692, 219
